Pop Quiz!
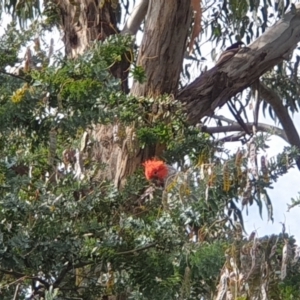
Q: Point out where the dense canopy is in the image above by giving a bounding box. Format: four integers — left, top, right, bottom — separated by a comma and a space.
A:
1, 0, 300, 299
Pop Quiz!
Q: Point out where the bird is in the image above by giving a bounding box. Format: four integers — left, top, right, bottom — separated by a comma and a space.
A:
132, 159, 175, 208
143, 158, 177, 188
215, 41, 245, 66
225, 41, 245, 51
143, 158, 185, 210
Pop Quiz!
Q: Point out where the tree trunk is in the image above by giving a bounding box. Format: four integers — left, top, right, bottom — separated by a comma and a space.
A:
131, 0, 192, 96
57, 0, 300, 187
57, 0, 129, 92
110, 0, 192, 187
57, 0, 192, 188
57, 0, 119, 56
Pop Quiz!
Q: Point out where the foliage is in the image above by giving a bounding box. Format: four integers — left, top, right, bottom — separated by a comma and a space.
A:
0, 24, 227, 299
0, 0, 300, 299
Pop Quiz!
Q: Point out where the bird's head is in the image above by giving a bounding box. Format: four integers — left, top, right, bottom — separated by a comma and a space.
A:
143, 159, 169, 184
225, 41, 245, 51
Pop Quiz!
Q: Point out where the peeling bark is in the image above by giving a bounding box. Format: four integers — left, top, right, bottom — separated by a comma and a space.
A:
57, 0, 129, 92
58, 0, 119, 56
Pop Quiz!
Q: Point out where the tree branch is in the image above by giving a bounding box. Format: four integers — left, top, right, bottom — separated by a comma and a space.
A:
216, 132, 245, 143
0, 70, 30, 83
259, 81, 300, 169
53, 262, 72, 288
203, 118, 288, 142
211, 115, 236, 124
0, 268, 50, 289
53, 243, 157, 288
178, 4, 300, 124
121, 0, 149, 35
115, 242, 157, 255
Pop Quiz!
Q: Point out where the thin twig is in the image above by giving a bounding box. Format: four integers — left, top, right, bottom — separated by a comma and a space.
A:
1, 276, 26, 289
0, 268, 50, 288
13, 283, 20, 300
0, 70, 30, 82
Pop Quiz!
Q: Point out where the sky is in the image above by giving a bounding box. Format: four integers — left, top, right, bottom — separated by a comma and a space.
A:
1, 1, 300, 242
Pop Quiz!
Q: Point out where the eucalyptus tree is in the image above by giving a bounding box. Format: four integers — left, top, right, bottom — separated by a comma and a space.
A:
1, 0, 300, 299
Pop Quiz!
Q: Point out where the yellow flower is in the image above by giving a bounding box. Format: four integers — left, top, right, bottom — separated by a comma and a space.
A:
11, 85, 28, 103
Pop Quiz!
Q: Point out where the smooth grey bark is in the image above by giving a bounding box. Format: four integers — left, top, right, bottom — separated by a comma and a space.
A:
121, 0, 149, 35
